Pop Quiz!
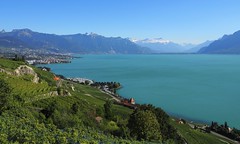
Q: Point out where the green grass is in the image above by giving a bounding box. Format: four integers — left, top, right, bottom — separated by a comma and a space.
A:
0, 57, 131, 116
33, 67, 56, 86
0, 72, 56, 103
66, 81, 133, 114
0, 58, 143, 143
0, 58, 58, 102
32, 78, 132, 111
0, 58, 25, 71
170, 119, 235, 144
0, 58, 56, 86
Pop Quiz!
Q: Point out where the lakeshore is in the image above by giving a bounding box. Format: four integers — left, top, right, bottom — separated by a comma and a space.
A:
66, 77, 137, 109
62, 76, 240, 143
1, 57, 240, 143
35, 53, 240, 143
41, 54, 240, 129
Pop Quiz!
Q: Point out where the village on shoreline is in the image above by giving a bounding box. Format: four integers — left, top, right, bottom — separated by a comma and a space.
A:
63, 77, 137, 109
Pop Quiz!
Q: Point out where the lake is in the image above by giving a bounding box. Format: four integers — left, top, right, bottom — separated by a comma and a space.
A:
44, 54, 240, 128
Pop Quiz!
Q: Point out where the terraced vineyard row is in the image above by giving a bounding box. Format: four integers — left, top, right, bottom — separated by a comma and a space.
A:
0, 73, 56, 102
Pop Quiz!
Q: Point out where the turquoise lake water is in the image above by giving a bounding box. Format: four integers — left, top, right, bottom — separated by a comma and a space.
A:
44, 54, 240, 128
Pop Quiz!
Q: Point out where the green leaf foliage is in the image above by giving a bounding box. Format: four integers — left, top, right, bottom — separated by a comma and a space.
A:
131, 104, 185, 143
104, 100, 114, 120
128, 110, 162, 141
0, 79, 11, 111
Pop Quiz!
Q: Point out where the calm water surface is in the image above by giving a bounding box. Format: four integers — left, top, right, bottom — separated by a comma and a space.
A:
44, 54, 240, 128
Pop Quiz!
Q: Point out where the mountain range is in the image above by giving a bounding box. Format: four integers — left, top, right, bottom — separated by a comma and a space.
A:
1, 28, 240, 54
134, 29, 240, 54
199, 30, 240, 54
187, 40, 213, 53
131, 38, 196, 53
0, 29, 150, 54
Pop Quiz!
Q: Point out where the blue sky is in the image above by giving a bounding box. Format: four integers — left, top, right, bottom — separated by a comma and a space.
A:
1, 0, 240, 44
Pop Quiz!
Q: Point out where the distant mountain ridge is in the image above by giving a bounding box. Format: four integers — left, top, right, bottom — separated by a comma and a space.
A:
0, 29, 150, 54
3, 28, 240, 54
187, 40, 213, 53
131, 38, 196, 53
199, 30, 240, 54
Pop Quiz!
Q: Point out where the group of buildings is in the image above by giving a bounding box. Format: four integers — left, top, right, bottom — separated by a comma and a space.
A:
27, 58, 71, 65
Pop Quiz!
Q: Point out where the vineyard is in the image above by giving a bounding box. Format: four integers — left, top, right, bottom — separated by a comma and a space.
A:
0, 58, 25, 71
0, 73, 56, 102
0, 58, 234, 144
0, 58, 143, 143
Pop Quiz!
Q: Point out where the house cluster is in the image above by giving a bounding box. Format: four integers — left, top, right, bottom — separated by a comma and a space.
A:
175, 118, 186, 124
38, 66, 51, 72
67, 77, 94, 85
27, 58, 71, 65
101, 85, 115, 95
118, 98, 137, 109
91, 82, 121, 95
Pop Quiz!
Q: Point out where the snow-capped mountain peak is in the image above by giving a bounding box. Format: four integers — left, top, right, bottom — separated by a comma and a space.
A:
130, 38, 171, 44
129, 37, 198, 53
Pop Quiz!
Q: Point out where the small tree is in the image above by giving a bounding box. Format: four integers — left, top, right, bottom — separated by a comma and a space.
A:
127, 110, 162, 141
104, 100, 113, 120
224, 121, 228, 129
96, 107, 104, 117
71, 102, 80, 114
0, 79, 12, 112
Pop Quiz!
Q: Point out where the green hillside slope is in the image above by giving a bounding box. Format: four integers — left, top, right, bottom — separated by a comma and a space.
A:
0, 58, 236, 144
0, 58, 142, 143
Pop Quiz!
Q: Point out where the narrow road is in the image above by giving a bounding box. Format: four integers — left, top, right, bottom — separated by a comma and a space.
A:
100, 90, 121, 102
210, 131, 240, 144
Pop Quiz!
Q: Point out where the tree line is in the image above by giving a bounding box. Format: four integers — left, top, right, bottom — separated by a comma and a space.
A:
208, 121, 240, 141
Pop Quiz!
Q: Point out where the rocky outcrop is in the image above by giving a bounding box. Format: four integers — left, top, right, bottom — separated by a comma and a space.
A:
1, 65, 39, 83
42, 91, 58, 97
0, 68, 12, 75
25, 91, 59, 103
14, 65, 39, 83
57, 88, 71, 96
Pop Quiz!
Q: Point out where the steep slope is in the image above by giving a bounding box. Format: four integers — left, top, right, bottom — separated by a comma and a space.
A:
0, 29, 70, 52
0, 36, 30, 49
0, 29, 150, 54
0, 58, 137, 143
199, 30, 240, 54
63, 33, 151, 54
0, 58, 57, 102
